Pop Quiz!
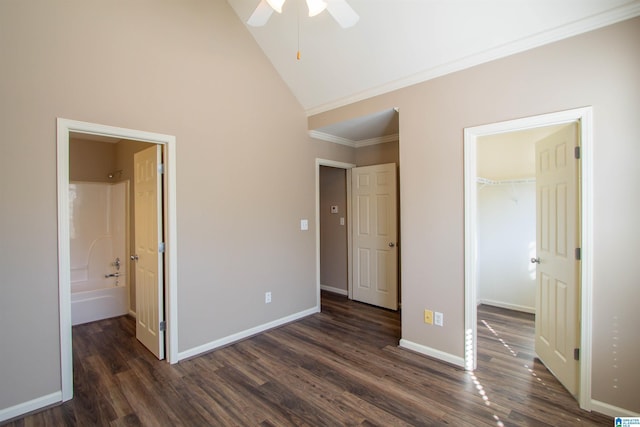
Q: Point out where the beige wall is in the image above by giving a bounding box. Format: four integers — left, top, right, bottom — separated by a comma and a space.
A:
320, 166, 348, 291
356, 140, 399, 166
69, 139, 117, 182
1, 0, 637, 418
310, 17, 640, 413
0, 0, 351, 414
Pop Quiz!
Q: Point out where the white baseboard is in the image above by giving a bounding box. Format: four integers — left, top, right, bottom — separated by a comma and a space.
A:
477, 299, 535, 314
589, 399, 640, 418
320, 285, 348, 296
0, 391, 61, 423
399, 339, 465, 368
177, 306, 320, 361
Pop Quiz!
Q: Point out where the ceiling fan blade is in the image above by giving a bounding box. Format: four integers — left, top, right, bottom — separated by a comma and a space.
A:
247, 0, 274, 27
326, 0, 359, 28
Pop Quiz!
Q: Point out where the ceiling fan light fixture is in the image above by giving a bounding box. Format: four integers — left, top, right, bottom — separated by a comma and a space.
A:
266, 0, 285, 13
306, 0, 327, 17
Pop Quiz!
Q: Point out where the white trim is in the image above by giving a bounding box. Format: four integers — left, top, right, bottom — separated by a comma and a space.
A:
354, 134, 398, 148
315, 159, 356, 308
305, 4, 640, 116
346, 167, 353, 300
477, 299, 535, 314
309, 130, 399, 148
463, 107, 594, 410
177, 307, 318, 361
463, 132, 478, 371
320, 285, 348, 296
476, 177, 536, 186
399, 339, 465, 368
309, 130, 354, 147
56, 121, 73, 402
0, 392, 62, 424
589, 399, 640, 418
57, 118, 179, 405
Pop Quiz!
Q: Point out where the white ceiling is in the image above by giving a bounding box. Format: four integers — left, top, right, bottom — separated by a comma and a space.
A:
229, 1, 639, 144
310, 107, 399, 146
228, 0, 640, 121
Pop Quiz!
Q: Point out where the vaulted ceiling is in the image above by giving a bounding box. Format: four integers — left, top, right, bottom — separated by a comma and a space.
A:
228, 0, 639, 116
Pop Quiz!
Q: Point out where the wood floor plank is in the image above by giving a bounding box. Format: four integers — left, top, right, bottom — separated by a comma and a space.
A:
4, 293, 612, 426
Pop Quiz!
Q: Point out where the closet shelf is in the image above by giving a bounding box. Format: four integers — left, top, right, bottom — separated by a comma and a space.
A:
477, 177, 535, 186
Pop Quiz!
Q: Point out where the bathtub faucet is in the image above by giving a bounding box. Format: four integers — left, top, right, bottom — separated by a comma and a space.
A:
105, 272, 121, 278
112, 257, 121, 271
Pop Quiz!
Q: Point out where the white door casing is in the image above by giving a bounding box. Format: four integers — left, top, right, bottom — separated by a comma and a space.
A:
463, 107, 593, 411
133, 145, 165, 360
534, 124, 580, 396
352, 163, 398, 310
58, 118, 178, 404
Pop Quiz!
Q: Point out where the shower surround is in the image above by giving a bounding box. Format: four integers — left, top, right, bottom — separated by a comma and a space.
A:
69, 181, 129, 325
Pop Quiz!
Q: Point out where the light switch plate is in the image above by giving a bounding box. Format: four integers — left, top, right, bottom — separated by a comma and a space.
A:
434, 312, 443, 326
300, 219, 308, 231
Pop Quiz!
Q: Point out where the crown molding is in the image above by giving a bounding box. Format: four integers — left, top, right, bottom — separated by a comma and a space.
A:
305, 2, 640, 116
309, 130, 355, 147
355, 134, 399, 148
309, 130, 399, 148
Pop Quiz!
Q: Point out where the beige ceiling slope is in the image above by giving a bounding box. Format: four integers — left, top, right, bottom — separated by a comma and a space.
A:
228, 0, 640, 114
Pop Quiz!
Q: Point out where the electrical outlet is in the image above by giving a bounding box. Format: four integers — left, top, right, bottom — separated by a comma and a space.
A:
265, 292, 272, 304
424, 309, 433, 325
434, 311, 443, 326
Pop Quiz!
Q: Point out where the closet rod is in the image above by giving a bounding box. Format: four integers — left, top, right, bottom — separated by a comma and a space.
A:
476, 177, 535, 186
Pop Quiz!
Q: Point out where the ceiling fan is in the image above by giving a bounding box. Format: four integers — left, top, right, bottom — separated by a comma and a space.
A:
247, 0, 359, 28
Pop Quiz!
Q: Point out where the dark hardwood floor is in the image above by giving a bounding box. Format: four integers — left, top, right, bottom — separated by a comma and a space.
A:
6, 292, 611, 426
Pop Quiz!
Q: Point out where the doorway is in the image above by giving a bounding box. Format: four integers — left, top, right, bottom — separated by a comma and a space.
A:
316, 159, 400, 311
56, 118, 178, 402
319, 165, 350, 297
316, 159, 355, 308
475, 125, 567, 314
463, 107, 594, 410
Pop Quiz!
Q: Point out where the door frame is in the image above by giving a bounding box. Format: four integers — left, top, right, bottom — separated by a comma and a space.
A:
463, 107, 593, 410
315, 159, 356, 307
57, 118, 179, 402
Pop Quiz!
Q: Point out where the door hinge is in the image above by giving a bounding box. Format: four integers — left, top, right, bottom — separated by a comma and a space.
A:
574, 146, 581, 160
158, 163, 165, 174
160, 321, 166, 332
159, 242, 166, 253
575, 247, 581, 261
574, 348, 580, 361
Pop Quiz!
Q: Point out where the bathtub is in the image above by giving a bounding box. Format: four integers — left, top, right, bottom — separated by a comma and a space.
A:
71, 277, 129, 326
70, 181, 130, 326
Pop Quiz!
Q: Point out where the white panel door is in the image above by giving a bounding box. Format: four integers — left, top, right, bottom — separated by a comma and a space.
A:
133, 145, 165, 360
352, 163, 398, 310
534, 124, 579, 396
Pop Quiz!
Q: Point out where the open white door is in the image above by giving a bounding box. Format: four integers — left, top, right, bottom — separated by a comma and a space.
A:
133, 145, 165, 360
352, 163, 398, 310
534, 124, 579, 396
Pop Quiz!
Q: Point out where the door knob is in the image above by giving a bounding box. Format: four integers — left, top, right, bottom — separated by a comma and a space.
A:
389, 242, 396, 248
131, 254, 139, 261
530, 257, 540, 264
